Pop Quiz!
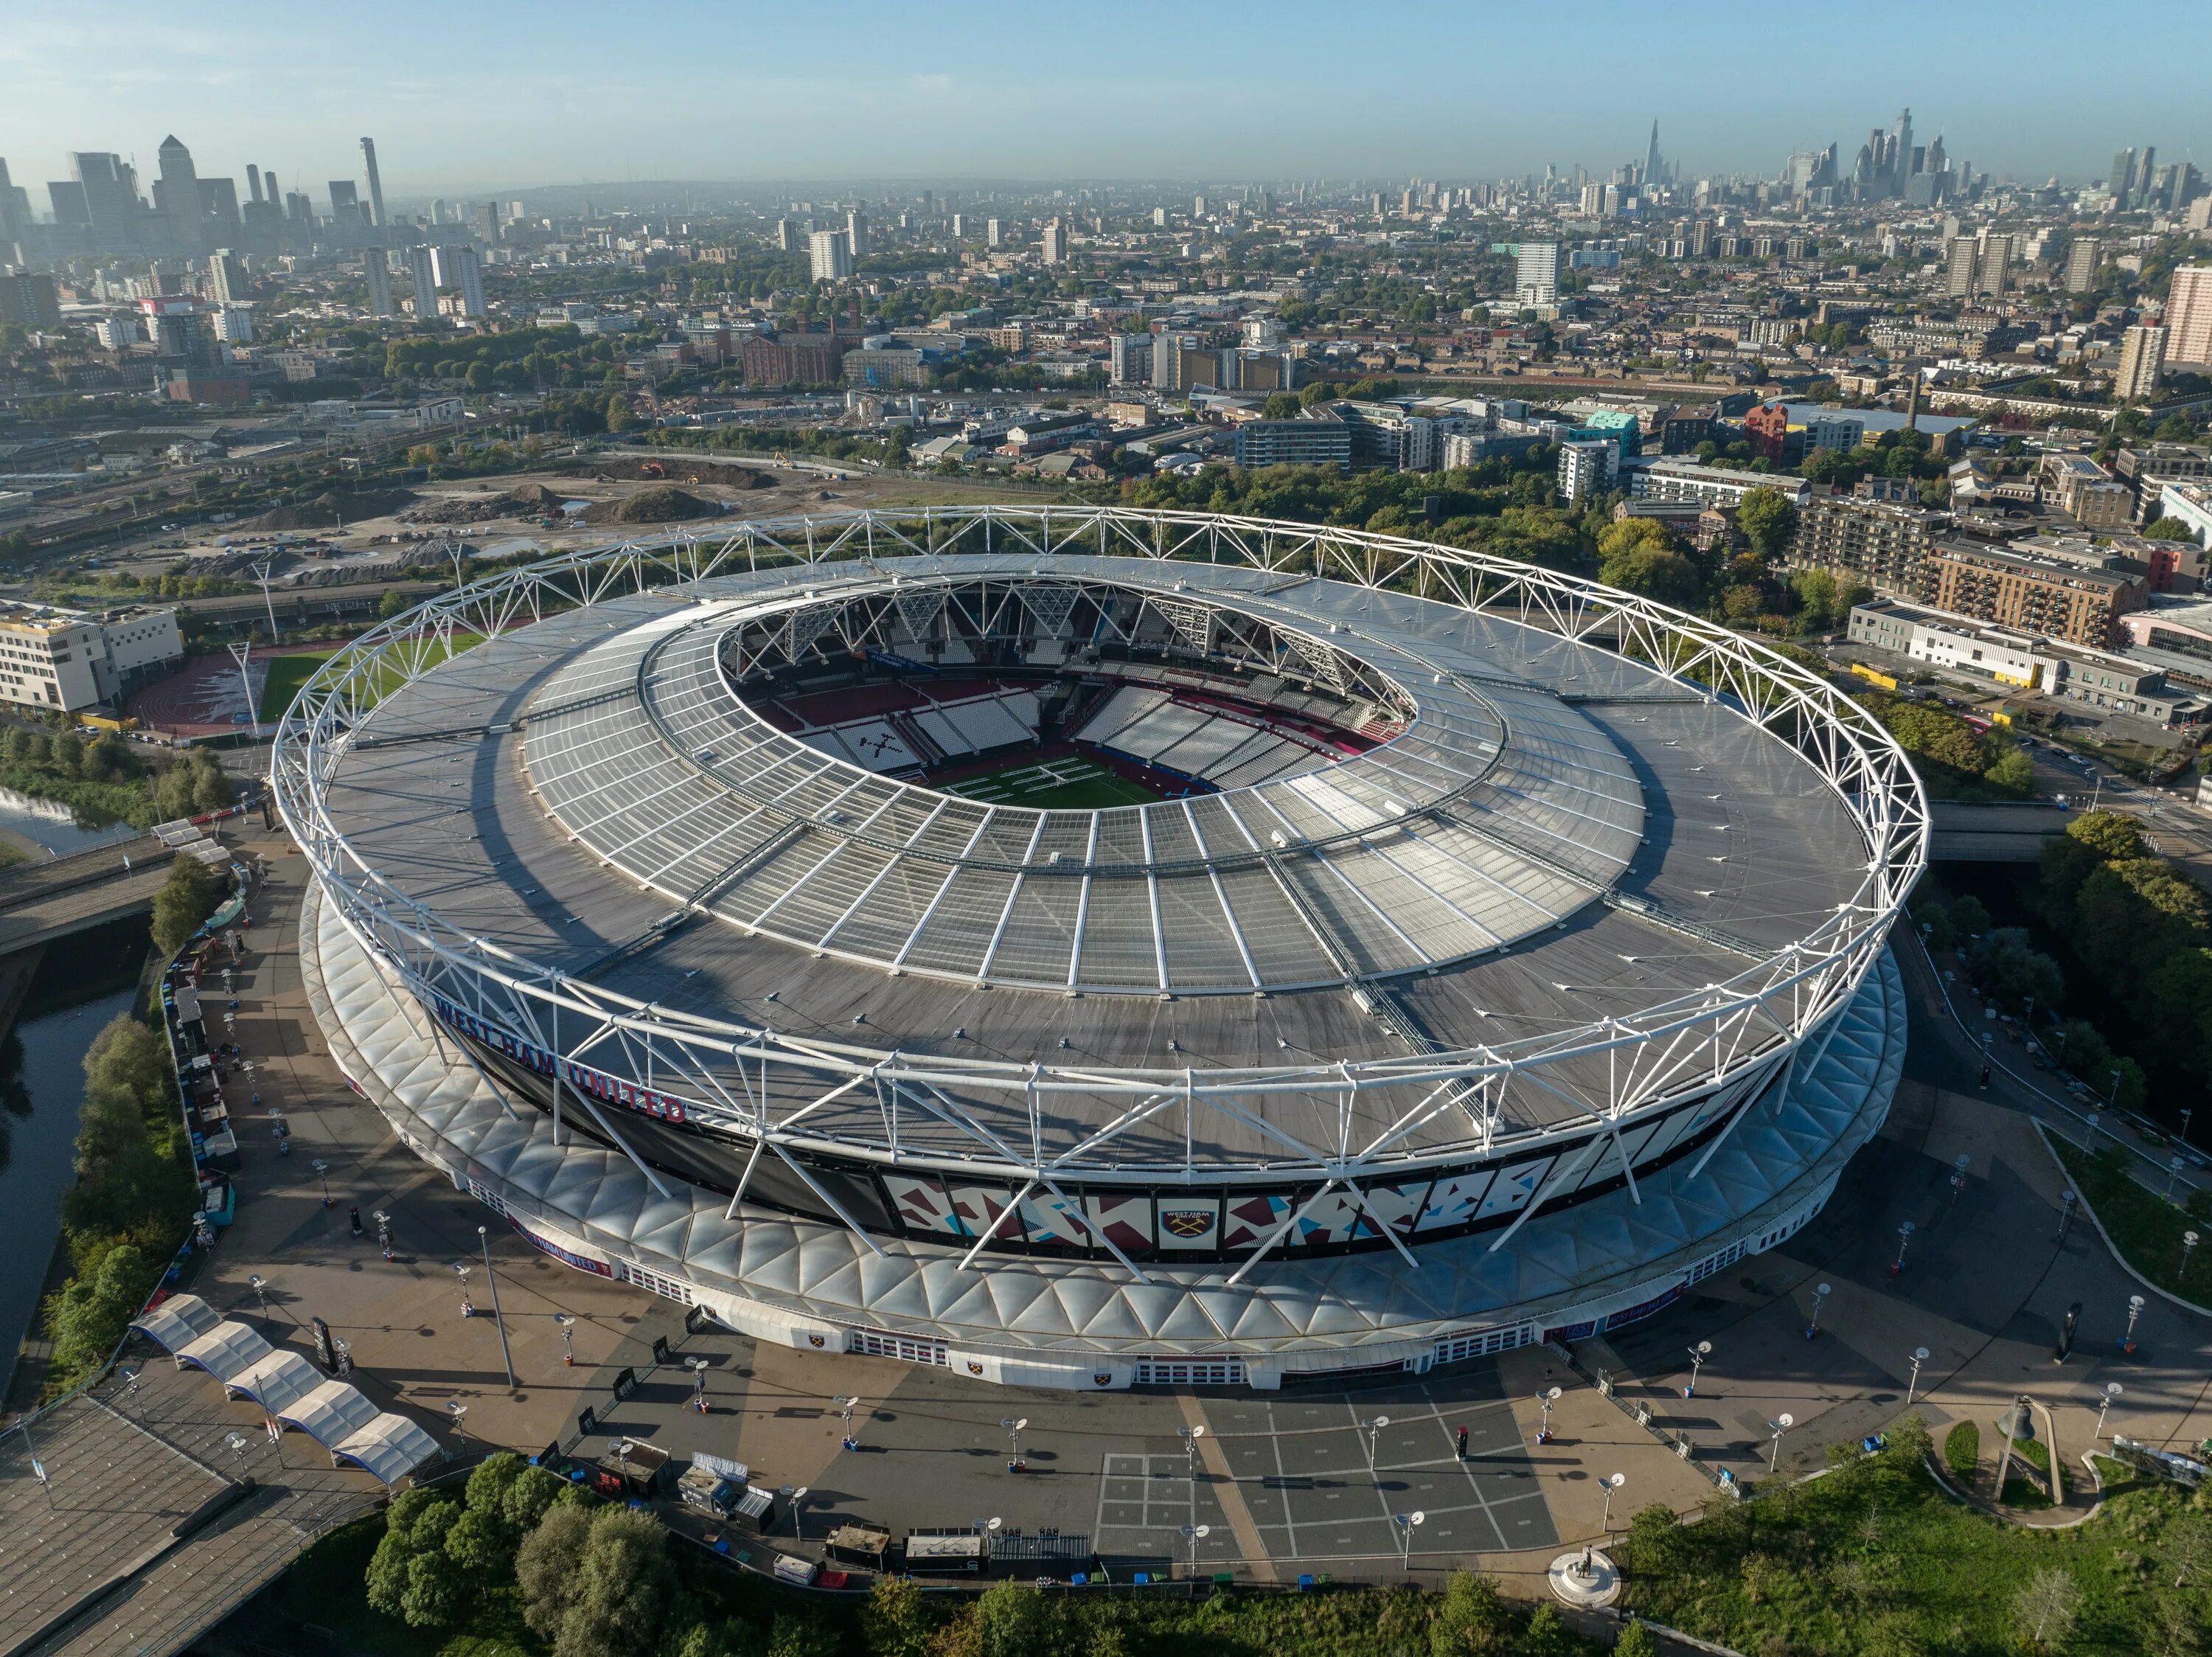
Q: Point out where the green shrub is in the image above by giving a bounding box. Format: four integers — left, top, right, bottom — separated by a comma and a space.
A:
1944, 1420, 1980, 1479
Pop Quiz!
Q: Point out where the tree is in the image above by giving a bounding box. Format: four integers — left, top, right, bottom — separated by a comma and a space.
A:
1600, 541, 1702, 606
1429, 1571, 1512, 1655
150, 856, 221, 957
605, 395, 635, 434
2011, 1566, 2082, 1652
1736, 485, 1799, 557
862, 1577, 934, 1657
1621, 1503, 1683, 1579
1983, 747, 2034, 795
1613, 1624, 1661, 1657
552, 1507, 678, 1657
366, 1492, 466, 1629
515, 1503, 593, 1640
378, 589, 410, 620
1261, 392, 1301, 420
2148, 1590, 2206, 1657
2067, 810, 2144, 861
49, 729, 83, 777
40, 1242, 152, 1378
502, 1463, 569, 1532
1966, 928, 2064, 1014
2, 728, 35, 765
970, 1581, 1051, 1657
1947, 894, 1991, 937
2144, 517, 2197, 541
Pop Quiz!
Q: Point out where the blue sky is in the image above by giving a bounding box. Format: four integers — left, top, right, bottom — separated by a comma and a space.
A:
3, 1, 2208, 201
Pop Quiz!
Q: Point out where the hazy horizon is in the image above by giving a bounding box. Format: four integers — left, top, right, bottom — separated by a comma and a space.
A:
4, 0, 2209, 205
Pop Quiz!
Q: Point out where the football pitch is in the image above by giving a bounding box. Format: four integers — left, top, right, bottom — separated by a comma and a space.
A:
939, 754, 1158, 810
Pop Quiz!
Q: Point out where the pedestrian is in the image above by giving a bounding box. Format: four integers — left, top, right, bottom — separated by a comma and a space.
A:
1455, 1425, 1469, 1461
349, 1204, 363, 1236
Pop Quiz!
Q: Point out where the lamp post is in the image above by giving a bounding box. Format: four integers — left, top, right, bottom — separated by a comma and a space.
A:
1906, 1346, 1930, 1406
2096, 1382, 2124, 1439
1767, 1413, 1794, 1473
2121, 1293, 2146, 1356
2184, 1231, 2201, 1281
224, 1432, 249, 1478
686, 1357, 709, 1413
2056, 1190, 2077, 1246
554, 1313, 576, 1366
446, 1400, 467, 1447
453, 1262, 473, 1318
1599, 1471, 1625, 1535
310, 1157, 333, 1207
1179, 1422, 1206, 1481
1684, 1341, 1711, 1399
1180, 1521, 1210, 1580
374, 1209, 392, 1260
2183, 1108, 2197, 1149
247, 1273, 268, 1316
1360, 1414, 1391, 1470
476, 1227, 515, 1388
1391, 1510, 1425, 1569
791, 1486, 812, 1543
1891, 1220, 1916, 1276
835, 1395, 860, 1451
1001, 1415, 1028, 1473
2166, 1156, 2187, 1203
1805, 1282, 1832, 1341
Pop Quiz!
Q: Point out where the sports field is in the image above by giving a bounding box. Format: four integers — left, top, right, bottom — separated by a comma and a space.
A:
258, 633, 483, 723
939, 753, 1157, 810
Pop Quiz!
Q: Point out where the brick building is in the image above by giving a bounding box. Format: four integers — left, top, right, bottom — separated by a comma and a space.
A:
1927, 543, 2148, 647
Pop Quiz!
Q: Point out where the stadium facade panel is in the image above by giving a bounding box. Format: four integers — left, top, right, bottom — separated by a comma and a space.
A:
283, 509, 1922, 1383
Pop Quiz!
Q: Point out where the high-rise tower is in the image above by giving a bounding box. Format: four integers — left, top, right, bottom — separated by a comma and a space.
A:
1644, 120, 1663, 189
361, 137, 386, 229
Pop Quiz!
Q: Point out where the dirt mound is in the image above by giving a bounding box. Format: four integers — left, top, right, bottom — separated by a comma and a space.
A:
551, 455, 782, 489
401, 482, 572, 525
247, 487, 416, 530
581, 487, 723, 525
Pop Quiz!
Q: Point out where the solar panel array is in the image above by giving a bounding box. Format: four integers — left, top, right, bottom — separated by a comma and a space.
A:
523, 570, 1644, 995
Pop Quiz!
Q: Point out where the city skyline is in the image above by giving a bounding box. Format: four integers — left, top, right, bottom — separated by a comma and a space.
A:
2, 0, 2210, 195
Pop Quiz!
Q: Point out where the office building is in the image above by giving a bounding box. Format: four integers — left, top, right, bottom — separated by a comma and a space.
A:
846, 209, 869, 259
1514, 242, 1559, 307
2164, 266, 2212, 368
2039, 453, 2133, 528
329, 180, 361, 225
66, 153, 138, 251
807, 229, 852, 282
1787, 497, 1942, 600
0, 160, 29, 241
1928, 542, 2146, 647
2115, 324, 2167, 403
153, 136, 202, 252
1234, 420, 1352, 470
2065, 237, 2100, 293
0, 602, 184, 712
364, 249, 395, 317
1041, 218, 1068, 265
361, 137, 386, 228
2112, 442, 2212, 521
431, 243, 484, 317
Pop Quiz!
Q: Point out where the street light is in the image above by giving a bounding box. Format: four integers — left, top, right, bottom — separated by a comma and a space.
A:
1390, 1510, 1425, 1568
1891, 1220, 1916, 1276
1001, 1415, 1028, 1473
835, 1395, 861, 1451
373, 1209, 393, 1260
554, 1313, 576, 1366
453, 1262, 473, 1317
791, 1486, 812, 1542
1536, 1388, 1560, 1445
2096, 1382, 2124, 1439
1767, 1413, 1794, 1473
1684, 1341, 1711, 1399
686, 1357, 710, 1413
2056, 1189, 2078, 1246
310, 1157, 333, 1207
2122, 1293, 2146, 1355
1360, 1414, 1391, 1470
477, 1227, 515, 1389
224, 1431, 249, 1476
1599, 1471, 1626, 1534
1179, 1422, 1206, 1480
1179, 1522, 1211, 1577
2167, 1156, 2188, 1202
1906, 1346, 1930, 1406
446, 1400, 467, 1446
1805, 1282, 1832, 1341
2185, 1230, 2201, 1280
247, 1273, 268, 1315
2183, 1108, 2197, 1149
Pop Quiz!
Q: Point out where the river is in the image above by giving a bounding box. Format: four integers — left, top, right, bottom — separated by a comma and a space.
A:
0, 988, 141, 1381
0, 785, 139, 860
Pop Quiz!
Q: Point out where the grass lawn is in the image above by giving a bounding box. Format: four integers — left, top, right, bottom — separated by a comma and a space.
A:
1621, 1424, 2209, 1656
939, 753, 1158, 810
259, 632, 484, 723
2048, 1132, 2212, 1305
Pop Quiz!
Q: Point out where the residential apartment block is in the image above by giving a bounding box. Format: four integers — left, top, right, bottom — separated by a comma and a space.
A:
1787, 496, 1943, 599
1927, 542, 2148, 647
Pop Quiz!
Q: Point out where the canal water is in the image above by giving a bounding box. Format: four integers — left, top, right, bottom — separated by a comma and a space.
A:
0, 785, 139, 860
0, 987, 141, 1382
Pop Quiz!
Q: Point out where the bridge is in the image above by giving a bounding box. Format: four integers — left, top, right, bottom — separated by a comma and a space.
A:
1927, 802, 2070, 863
0, 837, 178, 959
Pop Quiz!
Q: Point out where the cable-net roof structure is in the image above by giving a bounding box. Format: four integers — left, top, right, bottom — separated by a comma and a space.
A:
280, 509, 1921, 1312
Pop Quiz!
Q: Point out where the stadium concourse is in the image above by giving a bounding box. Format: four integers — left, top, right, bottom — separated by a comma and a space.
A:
280, 507, 1923, 1394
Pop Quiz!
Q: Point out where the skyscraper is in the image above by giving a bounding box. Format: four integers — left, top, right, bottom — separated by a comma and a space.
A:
431, 243, 484, 317
1644, 119, 1663, 189
406, 243, 439, 319
1944, 237, 1978, 299
329, 181, 361, 224
1040, 217, 1068, 265
360, 137, 386, 229
364, 249, 395, 317
69, 153, 138, 250
208, 249, 248, 305
2134, 147, 2158, 209
807, 229, 852, 282
987, 218, 1002, 249
156, 136, 202, 252
2112, 148, 2138, 201
846, 209, 869, 259
0, 159, 29, 240
2115, 324, 2166, 402
2065, 237, 2101, 293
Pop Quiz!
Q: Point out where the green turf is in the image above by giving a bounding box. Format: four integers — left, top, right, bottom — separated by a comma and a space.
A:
939, 754, 1158, 810
258, 633, 483, 723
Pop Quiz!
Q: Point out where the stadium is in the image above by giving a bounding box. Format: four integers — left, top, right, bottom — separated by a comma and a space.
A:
279, 506, 1923, 1391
